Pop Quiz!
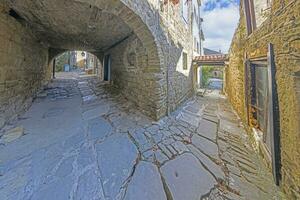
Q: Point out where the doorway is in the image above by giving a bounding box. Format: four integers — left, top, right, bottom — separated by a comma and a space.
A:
245, 44, 281, 185
104, 54, 111, 81
247, 62, 271, 151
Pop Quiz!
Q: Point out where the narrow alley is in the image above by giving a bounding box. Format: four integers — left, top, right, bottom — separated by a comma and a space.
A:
0, 73, 283, 200
1, 0, 299, 199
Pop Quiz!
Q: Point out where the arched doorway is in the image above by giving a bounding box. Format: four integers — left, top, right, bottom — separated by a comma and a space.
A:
51, 51, 103, 80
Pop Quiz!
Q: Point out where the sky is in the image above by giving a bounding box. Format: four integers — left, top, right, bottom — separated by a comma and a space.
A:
201, 0, 240, 53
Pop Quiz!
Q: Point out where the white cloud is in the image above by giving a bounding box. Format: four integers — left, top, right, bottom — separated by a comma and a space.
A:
201, 2, 239, 53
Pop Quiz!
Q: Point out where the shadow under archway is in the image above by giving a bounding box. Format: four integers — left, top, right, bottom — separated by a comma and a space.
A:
3, 0, 165, 120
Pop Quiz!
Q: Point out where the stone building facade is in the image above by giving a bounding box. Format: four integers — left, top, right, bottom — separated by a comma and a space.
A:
226, 0, 300, 198
0, 0, 202, 128
192, 0, 204, 56
0, 6, 50, 128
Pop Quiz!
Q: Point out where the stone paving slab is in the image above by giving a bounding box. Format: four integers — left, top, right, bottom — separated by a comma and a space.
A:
124, 162, 167, 200
188, 144, 225, 180
82, 104, 110, 120
192, 134, 219, 158
74, 169, 105, 200
87, 117, 112, 141
161, 153, 217, 200
0, 75, 284, 200
95, 134, 139, 200
197, 119, 218, 141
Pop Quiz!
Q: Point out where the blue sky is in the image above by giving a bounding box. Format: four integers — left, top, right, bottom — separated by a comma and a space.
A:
201, 0, 240, 53
203, 0, 239, 11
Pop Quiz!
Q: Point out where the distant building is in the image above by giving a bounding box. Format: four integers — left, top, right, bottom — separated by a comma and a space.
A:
86, 52, 101, 75
75, 51, 87, 69
73, 51, 101, 75
203, 48, 222, 55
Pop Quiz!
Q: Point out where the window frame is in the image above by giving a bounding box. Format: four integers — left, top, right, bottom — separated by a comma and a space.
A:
243, 0, 256, 35
182, 52, 188, 70
181, 0, 189, 24
194, 37, 197, 51
244, 44, 281, 186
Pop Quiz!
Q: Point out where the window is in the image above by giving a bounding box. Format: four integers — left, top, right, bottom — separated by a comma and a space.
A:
181, 0, 189, 24
254, 65, 268, 132
183, 52, 188, 70
243, 0, 256, 35
245, 61, 268, 131
245, 59, 272, 153
244, 0, 272, 34
194, 37, 197, 51
194, 7, 198, 24
253, 0, 272, 27
245, 44, 281, 185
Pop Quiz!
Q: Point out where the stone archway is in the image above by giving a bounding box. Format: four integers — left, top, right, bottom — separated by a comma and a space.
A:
0, 0, 166, 125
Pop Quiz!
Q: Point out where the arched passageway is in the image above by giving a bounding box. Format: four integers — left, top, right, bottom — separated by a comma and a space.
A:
0, 0, 165, 127
0, 1, 287, 199
52, 51, 103, 80
193, 54, 228, 93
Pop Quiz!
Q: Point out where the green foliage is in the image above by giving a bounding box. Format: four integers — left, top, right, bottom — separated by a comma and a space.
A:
201, 66, 224, 87
55, 52, 69, 72
201, 66, 211, 87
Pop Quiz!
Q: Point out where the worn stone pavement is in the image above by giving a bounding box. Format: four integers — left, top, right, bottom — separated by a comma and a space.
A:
0, 74, 283, 200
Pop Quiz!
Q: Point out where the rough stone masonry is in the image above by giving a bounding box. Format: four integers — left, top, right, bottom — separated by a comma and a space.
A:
226, 0, 300, 198
0, 75, 283, 200
0, 0, 194, 128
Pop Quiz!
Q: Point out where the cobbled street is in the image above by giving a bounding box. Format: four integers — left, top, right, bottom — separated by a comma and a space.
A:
0, 74, 283, 200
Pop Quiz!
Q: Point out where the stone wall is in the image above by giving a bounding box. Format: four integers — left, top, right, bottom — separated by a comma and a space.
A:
0, 6, 50, 129
0, 0, 196, 124
226, 0, 300, 198
106, 35, 165, 118
158, 1, 195, 113
105, 0, 195, 118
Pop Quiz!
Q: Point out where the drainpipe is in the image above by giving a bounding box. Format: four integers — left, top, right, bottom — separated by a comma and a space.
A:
166, 57, 170, 116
